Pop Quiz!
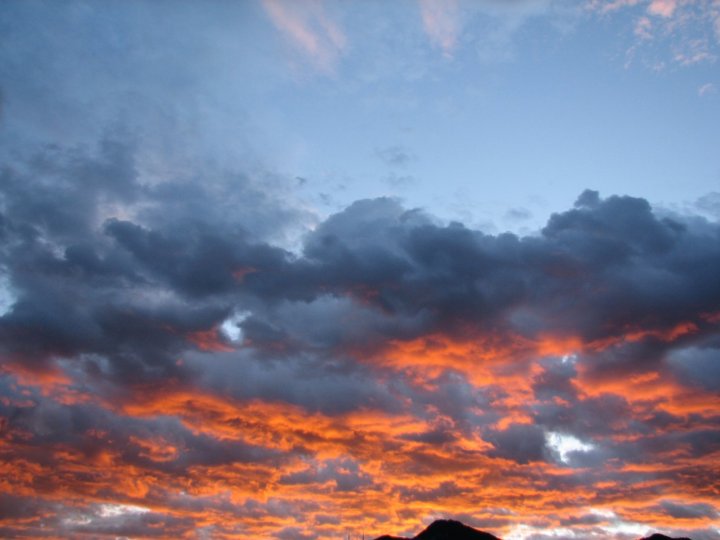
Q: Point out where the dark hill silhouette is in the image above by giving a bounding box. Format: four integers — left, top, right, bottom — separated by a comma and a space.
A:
373, 520, 694, 540
374, 519, 500, 540
641, 535, 692, 540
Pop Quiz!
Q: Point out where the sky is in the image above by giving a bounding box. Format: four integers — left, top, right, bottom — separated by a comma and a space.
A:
0, 1, 719, 539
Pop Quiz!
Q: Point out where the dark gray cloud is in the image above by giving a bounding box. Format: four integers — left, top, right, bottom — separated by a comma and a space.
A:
1, 135, 720, 538
533, 392, 631, 438
280, 457, 373, 492
657, 500, 719, 520
3, 140, 720, 422
237, 189, 720, 359
485, 423, 548, 464
0, 137, 309, 385
666, 345, 720, 391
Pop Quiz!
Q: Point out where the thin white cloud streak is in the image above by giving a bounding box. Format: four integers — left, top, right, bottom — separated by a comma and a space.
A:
586, 0, 642, 15
261, 0, 346, 73
698, 82, 717, 96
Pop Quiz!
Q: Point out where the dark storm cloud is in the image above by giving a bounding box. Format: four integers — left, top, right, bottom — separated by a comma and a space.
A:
279, 457, 373, 492
657, 500, 719, 520
531, 357, 579, 402
484, 423, 548, 464
193, 347, 405, 415
518, 192, 717, 340
0, 137, 308, 385
285, 197, 526, 333
395, 480, 466, 503
2, 134, 720, 539
666, 345, 720, 391
3, 144, 720, 413
533, 391, 632, 438
5, 147, 720, 418
240, 189, 720, 355
0, 139, 139, 243
103, 217, 289, 298
404, 370, 496, 429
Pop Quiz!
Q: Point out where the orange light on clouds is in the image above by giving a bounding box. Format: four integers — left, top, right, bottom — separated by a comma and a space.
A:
187, 328, 235, 352
1, 320, 719, 538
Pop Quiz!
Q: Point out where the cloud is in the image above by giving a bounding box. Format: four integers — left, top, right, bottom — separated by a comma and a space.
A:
505, 207, 533, 221
2, 2, 719, 538
418, 0, 462, 56
485, 423, 548, 464
0, 0, 313, 175
261, 0, 346, 73
588, 0, 720, 66
696, 191, 720, 217
376, 145, 416, 167
647, 0, 678, 18
657, 500, 719, 520
698, 82, 717, 96
416, 0, 568, 62
586, 0, 643, 15
1, 137, 720, 538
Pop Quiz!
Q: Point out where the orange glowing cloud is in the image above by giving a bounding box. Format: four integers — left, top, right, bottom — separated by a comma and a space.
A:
129, 435, 179, 463
187, 327, 234, 352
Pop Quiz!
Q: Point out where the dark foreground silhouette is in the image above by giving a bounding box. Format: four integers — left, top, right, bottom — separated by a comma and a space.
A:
641, 535, 692, 540
374, 520, 501, 540
373, 519, 693, 540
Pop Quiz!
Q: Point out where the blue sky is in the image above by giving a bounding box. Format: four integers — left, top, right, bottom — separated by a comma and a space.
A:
2, 0, 719, 234
252, 0, 720, 232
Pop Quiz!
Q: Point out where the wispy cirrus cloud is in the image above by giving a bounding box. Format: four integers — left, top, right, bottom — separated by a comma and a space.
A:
698, 82, 717, 96
589, 0, 720, 66
261, 0, 346, 73
593, 0, 679, 17
416, 0, 565, 61
647, 0, 678, 18
418, 0, 462, 56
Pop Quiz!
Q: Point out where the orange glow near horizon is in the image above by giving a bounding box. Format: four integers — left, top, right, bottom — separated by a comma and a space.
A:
1, 321, 718, 539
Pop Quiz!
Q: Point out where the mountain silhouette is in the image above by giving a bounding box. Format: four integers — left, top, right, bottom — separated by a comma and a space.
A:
373, 520, 694, 540
374, 519, 500, 540
640, 535, 692, 540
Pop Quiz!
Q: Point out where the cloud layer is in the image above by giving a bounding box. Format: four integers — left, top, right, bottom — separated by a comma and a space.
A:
1, 1, 719, 538
1, 138, 719, 539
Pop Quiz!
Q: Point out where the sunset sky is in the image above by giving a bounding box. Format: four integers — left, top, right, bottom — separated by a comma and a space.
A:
1, 1, 720, 539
